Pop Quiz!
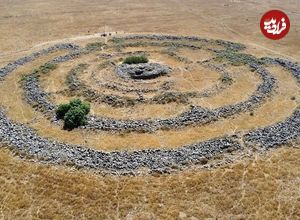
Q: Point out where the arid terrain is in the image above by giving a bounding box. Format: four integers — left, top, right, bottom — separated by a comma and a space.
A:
0, 0, 299, 219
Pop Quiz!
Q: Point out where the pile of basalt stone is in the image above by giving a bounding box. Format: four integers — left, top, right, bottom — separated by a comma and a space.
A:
244, 109, 300, 148
116, 63, 171, 80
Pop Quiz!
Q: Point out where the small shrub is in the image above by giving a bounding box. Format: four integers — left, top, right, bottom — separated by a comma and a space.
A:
123, 55, 148, 64
79, 101, 91, 115
69, 98, 82, 107
56, 103, 71, 119
219, 75, 233, 84
34, 62, 57, 74
56, 98, 90, 129
291, 96, 296, 100
63, 107, 87, 129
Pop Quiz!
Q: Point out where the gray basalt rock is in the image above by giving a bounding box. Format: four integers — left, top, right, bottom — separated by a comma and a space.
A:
116, 63, 171, 80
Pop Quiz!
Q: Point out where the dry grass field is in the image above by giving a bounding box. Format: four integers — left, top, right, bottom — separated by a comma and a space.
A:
1, 147, 299, 219
0, 0, 299, 60
0, 0, 300, 219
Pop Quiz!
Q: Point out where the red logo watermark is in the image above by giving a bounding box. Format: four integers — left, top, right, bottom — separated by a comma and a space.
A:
260, 10, 290, 40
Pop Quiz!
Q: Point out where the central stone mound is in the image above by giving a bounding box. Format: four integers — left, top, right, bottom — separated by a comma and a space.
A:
116, 63, 171, 80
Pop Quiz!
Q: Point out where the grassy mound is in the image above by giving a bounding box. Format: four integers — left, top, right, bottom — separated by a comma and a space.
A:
123, 55, 149, 64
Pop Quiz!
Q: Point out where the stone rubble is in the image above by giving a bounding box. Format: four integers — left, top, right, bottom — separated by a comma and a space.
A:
118, 34, 246, 51
116, 63, 171, 80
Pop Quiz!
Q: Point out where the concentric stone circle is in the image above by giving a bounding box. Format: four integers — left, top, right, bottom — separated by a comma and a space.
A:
21, 37, 276, 132
0, 34, 299, 175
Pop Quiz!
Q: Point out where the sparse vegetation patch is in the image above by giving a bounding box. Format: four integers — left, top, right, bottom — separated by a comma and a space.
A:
85, 42, 105, 51
123, 55, 149, 64
33, 62, 57, 74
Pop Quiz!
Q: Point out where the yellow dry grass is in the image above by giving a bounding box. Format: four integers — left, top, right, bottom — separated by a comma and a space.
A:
189, 65, 260, 108
0, 146, 299, 219
171, 65, 219, 93
1, 0, 299, 60
177, 48, 214, 62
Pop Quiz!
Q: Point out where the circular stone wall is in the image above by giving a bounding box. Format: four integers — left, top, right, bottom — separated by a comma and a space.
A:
0, 34, 299, 175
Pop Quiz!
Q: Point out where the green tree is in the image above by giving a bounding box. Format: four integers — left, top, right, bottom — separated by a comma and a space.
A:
56, 99, 91, 129
63, 106, 88, 129
56, 103, 71, 119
